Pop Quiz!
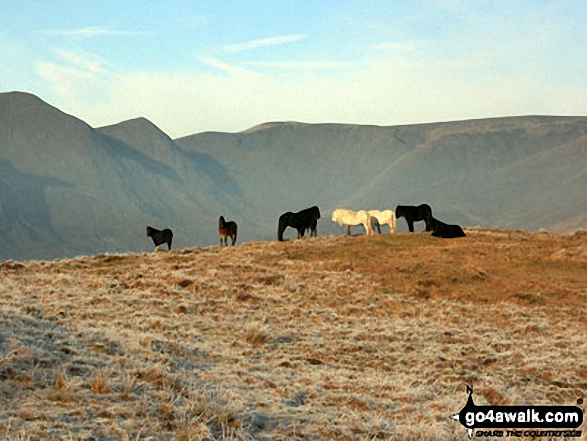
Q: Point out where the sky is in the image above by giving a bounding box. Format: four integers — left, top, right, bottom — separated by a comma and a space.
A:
1, 0, 586, 138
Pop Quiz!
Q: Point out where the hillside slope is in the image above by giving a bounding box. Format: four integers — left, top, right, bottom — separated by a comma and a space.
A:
1, 230, 586, 439
178, 116, 587, 234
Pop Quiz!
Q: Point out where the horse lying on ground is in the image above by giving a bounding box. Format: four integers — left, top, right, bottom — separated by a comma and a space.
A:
219, 216, 238, 246
146, 226, 173, 250
426, 215, 466, 238
367, 210, 397, 233
395, 204, 432, 232
278, 206, 321, 241
332, 208, 372, 235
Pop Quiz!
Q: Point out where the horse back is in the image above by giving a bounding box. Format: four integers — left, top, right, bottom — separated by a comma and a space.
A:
226, 221, 237, 235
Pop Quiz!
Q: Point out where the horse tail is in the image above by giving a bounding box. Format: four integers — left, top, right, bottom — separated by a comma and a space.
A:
232, 222, 238, 244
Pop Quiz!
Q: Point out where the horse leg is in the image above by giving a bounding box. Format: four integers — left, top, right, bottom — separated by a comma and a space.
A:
346, 225, 351, 235
376, 222, 381, 234
408, 220, 414, 232
231, 234, 236, 246
365, 222, 371, 235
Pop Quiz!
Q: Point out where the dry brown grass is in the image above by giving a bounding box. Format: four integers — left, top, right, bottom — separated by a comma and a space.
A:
0, 228, 586, 440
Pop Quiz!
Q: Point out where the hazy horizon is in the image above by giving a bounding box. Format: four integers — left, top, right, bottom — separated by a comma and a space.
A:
1, 1, 587, 138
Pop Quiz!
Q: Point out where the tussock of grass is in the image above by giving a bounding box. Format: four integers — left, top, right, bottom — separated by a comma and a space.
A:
0, 228, 586, 439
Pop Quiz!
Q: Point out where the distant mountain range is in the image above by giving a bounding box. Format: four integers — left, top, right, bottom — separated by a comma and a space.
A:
1, 91, 586, 260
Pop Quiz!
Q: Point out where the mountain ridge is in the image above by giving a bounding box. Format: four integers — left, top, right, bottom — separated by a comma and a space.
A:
1, 91, 586, 260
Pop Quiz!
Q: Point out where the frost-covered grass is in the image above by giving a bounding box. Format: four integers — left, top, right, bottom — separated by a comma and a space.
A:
1, 229, 586, 440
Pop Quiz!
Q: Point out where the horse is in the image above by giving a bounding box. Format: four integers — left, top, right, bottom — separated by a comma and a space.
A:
426, 214, 466, 238
146, 226, 173, 250
367, 210, 397, 233
395, 204, 433, 232
219, 216, 238, 246
278, 206, 321, 241
331, 209, 372, 235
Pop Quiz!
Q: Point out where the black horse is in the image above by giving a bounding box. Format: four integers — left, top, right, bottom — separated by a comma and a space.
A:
426, 215, 466, 238
146, 226, 173, 250
278, 206, 321, 241
395, 204, 433, 232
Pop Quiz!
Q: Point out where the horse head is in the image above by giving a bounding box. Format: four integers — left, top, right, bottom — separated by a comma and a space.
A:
312, 206, 321, 220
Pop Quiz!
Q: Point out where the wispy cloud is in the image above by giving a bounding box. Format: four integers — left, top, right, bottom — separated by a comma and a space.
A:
243, 60, 350, 70
55, 49, 109, 74
37, 49, 116, 103
221, 34, 305, 53
199, 58, 258, 76
37, 26, 152, 38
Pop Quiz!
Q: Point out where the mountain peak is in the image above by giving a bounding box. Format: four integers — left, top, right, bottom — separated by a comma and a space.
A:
96, 117, 181, 164
0, 91, 90, 127
97, 117, 172, 141
241, 121, 307, 134
0, 90, 46, 105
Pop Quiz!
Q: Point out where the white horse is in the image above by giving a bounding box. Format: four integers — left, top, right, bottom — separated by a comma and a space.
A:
367, 210, 397, 233
332, 209, 372, 235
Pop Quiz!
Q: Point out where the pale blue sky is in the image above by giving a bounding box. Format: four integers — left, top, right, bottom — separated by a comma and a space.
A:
1, 0, 586, 137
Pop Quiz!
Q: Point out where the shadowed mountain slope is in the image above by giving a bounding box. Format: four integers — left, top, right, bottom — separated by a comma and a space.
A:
1, 91, 586, 259
0, 92, 239, 260
177, 116, 587, 235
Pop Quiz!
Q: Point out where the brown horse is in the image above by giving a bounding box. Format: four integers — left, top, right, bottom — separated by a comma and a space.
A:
219, 216, 238, 246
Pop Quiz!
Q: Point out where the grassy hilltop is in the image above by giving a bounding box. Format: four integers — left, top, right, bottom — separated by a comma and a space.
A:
1, 229, 586, 440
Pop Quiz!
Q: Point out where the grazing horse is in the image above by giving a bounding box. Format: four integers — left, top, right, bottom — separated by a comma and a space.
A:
219, 216, 238, 246
367, 210, 397, 233
146, 226, 173, 250
395, 204, 433, 232
278, 206, 321, 241
426, 214, 466, 238
331, 209, 372, 235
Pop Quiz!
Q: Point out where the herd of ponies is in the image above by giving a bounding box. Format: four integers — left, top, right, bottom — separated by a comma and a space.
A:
146, 203, 465, 251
